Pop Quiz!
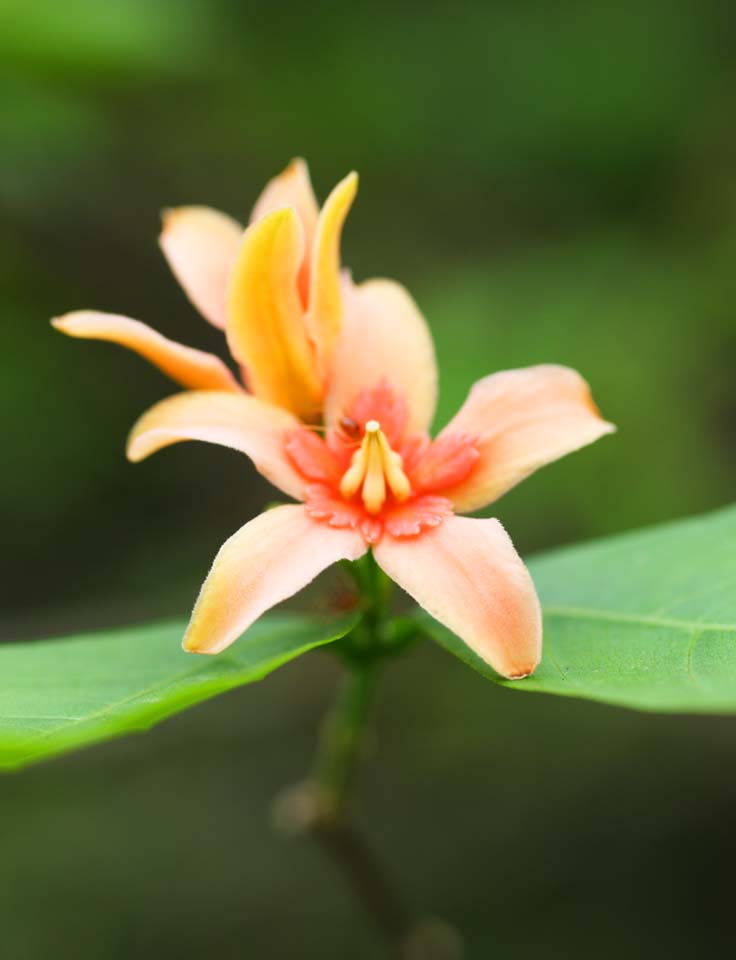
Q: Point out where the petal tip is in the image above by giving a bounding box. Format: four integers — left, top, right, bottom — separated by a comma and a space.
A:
254, 205, 300, 237
159, 206, 189, 235
285, 156, 308, 177
339, 170, 359, 200
495, 632, 542, 681
504, 663, 539, 681
125, 423, 154, 463
182, 633, 208, 654
589, 416, 617, 441
125, 437, 144, 463
50, 312, 85, 334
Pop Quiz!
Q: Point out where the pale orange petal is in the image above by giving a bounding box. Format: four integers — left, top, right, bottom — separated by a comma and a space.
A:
438, 365, 615, 512
305, 171, 358, 373
159, 206, 243, 329
226, 208, 322, 421
127, 391, 305, 500
183, 505, 367, 654
250, 158, 319, 305
373, 516, 542, 679
325, 278, 438, 434
52, 311, 241, 392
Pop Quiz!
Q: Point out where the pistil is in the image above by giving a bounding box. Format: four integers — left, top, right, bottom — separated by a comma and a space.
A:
339, 420, 411, 514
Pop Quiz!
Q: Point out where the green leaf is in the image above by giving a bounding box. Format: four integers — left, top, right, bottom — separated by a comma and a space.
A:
0, 612, 356, 771
424, 505, 736, 713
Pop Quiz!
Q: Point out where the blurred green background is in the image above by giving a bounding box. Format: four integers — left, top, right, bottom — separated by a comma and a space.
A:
3, 0, 736, 956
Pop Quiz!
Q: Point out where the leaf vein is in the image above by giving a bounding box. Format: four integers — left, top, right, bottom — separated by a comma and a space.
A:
543, 606, 735, 634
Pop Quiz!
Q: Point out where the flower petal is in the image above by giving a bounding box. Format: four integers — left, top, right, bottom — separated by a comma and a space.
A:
284, 429, 343, 484
325, 278, 438, 434
52, 311, 242, 392
250, 158, 319, 306
408, 433, 480, 493
159, 206, 243, 329
226, 207, 323, 421
305, 171, 358, 373
347, 381, 408, 450
127, 391, 305, 500
382, 495, 454, 538
373, 516, 542, 679
183, 505, 367, 654
438, 365, 615, 512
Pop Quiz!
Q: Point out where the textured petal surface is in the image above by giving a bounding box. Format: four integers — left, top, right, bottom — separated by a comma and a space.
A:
325, 278, 438, 434
127, 391, 305, 500
439, 365, 615, 512
347, 382, 408, 449
159, 207, 243, 329
284, 429, 342, 483
374, 516, 542, 679
226, 208, 322, 420
408, 433, 480, 493
184, 505, 367, 654
305, 171, 358, 373
250, 158, 319, 305
52, 311, 241, 392
382, 496, 454, 538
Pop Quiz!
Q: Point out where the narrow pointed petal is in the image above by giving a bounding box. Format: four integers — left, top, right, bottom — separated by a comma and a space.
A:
127, 391, 305, 500
438, 365, 615, 512
250, 158, 319, 305
52, 311, 242, 392
184, 505, 367, 654
226, 208, 323, 420
374, 516, 542, 679
305, 171, 358, 372
325, 278, 438, 434
159, 207, 243, 329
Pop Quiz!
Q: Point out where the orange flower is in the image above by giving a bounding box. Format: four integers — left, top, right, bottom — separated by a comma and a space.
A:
53, 161, 614, 679
53, 159, 357, 421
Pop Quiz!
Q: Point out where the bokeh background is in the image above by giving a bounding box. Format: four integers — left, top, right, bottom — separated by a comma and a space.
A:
3, 0, 736, 956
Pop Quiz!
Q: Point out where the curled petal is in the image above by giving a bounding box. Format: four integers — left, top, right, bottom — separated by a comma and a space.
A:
159, 207, 243, 329
305, 171, 358, 374
183, 505, 367, 654
348, 381, 408, 450
325, 278, 438, 435
373, 516, 542, 679
382, 496, 453, 538
305, 483, 365, 528
284, 428, 343, 484
399, 434, 430, 473
52, 311, 241, 392
226, 208, 323, 421
408, 433, 480, 493
250, 158, 319, 305
439, 365, 615, 512
127, 391, 305, 500
304, 484, 383, 543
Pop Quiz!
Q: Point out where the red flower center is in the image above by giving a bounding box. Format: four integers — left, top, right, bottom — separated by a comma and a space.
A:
284, 382, 479, 543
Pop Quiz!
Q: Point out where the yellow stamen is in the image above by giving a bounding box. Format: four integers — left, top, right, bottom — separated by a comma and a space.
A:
375, 430, 411, 502
339, 420, 411, 514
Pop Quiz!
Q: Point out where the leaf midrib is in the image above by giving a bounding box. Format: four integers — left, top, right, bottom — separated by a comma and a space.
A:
1, 644, 321, 748
543, 605, 736, 633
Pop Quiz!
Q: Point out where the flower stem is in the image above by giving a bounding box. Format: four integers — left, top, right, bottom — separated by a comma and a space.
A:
310, 661, 414, 945
272, 556, 462, 957
312, 661, 378, 823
